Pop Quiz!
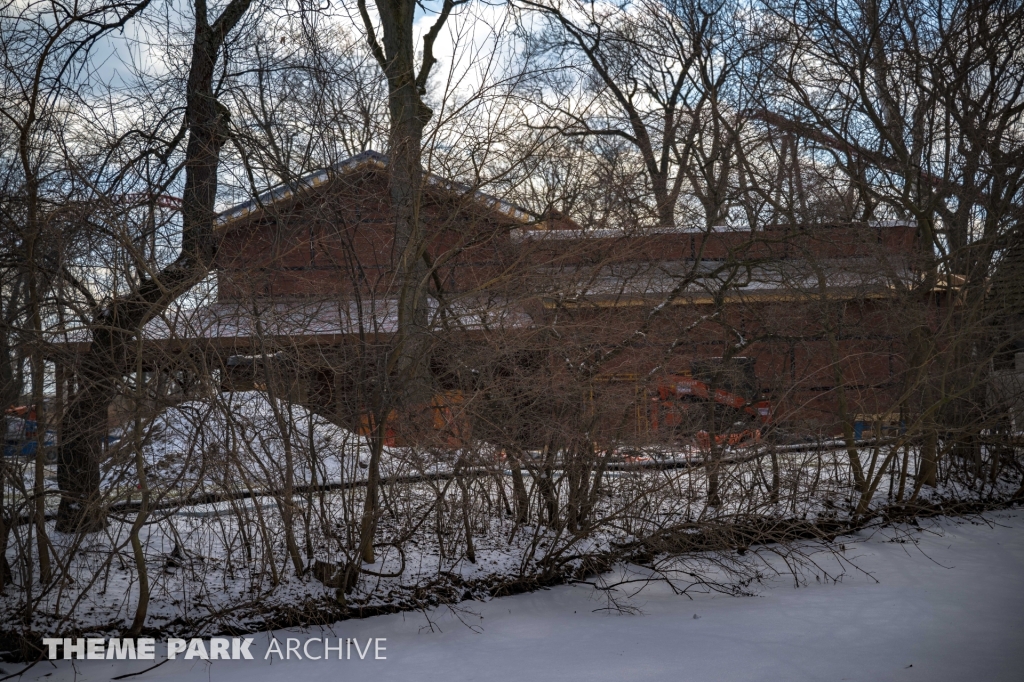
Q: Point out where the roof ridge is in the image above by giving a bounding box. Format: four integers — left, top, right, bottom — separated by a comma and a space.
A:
216, 150, 532, 227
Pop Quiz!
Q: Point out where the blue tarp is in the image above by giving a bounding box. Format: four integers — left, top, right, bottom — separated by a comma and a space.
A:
3, 417, 56, 457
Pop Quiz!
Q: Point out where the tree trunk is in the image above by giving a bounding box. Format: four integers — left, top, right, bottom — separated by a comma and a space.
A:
707, 450, 722, 507
510, 455, 530, 524
57, 365, 110, 533
908, 325, 938, 489
535, 443, 559, 526
359, 413, 388, 564
769, 451, 781, 505
0, 458, 12, 586
55, 0, 254, 532
386, 71, 432, 402
127, 363, 151, 637
917, 429, 938, 489
456, 473, 476, 563
26, 231, 52, 581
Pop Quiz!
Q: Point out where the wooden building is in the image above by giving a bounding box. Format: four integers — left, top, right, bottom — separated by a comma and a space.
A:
180, 150, 922, 442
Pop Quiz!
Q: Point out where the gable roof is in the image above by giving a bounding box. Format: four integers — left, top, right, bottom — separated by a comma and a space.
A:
216, 150, 534, 228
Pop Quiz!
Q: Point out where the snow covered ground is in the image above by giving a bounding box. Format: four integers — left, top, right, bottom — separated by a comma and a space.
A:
14, 509, 1024, 682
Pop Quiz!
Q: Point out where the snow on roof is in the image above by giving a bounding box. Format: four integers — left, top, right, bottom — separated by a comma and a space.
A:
533, 256, 915, 308
118, 296, 533, 345
512, 220, 918, 241
48, 255, 908, 348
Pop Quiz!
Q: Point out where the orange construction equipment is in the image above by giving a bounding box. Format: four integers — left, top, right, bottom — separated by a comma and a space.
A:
655, 376, 771, 424
695, 428, 762, 451
649, 359, 772, 450
5, 405, 36, 420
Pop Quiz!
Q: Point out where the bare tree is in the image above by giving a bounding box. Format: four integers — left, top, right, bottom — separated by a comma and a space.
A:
750, 0, 1024, 488
36, 0, 258, 533
517, 0, 757, 230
